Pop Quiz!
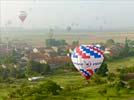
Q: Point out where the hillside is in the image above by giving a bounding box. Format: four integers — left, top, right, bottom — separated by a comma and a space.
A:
0, 56, 134, 100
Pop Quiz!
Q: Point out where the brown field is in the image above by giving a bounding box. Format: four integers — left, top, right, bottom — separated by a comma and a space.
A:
53, 32, 134, 44
2, 32, 134, 46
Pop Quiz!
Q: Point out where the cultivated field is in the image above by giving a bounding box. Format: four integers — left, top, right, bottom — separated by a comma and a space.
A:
1, 32, 134, 46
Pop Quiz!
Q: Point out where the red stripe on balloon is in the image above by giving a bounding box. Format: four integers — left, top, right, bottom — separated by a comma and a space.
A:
87, 46, 104, 55
76, 47, 90, 59
81, 72, 90, 80
86, 68, 94, 75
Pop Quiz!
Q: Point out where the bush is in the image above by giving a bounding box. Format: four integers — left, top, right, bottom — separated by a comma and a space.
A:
119, 67, 126, 80
114, 80, 125, 91
7, 80, 62, 99
91, 74, 107, 85
96, 62, 108, 77
60, 63, 77, 72
3, 77, 15, 84
125, 67, 134, 73
105, 39, 115, 47
107, 72, 116, 82
97, 86, 107, 96
64, 83, 82, 91
127, 79, 134, 89
38, 80, 62, 95
26, 61, 51, 76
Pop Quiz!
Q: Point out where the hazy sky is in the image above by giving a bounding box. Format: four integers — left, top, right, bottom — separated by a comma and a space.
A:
1, 0, 134, 30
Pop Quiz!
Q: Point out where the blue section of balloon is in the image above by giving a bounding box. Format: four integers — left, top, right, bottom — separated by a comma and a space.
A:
80, 69, 90, 77
81, 45, 101, 58
72, 53, 78, 58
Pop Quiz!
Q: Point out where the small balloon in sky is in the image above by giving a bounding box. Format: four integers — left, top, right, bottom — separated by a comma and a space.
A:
19, 11, 27, 22
66, 26, 71, 32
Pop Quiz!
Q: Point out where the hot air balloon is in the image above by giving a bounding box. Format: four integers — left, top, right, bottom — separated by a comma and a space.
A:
66, 26, 71, 32
19, 11, 27, 22
71, 45, 104, 80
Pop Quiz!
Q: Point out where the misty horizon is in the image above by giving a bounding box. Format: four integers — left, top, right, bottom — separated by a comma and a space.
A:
1, 0, 134, 31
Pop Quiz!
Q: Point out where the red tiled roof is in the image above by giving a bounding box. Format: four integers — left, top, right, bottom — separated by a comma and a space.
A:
29, 53, 50, 60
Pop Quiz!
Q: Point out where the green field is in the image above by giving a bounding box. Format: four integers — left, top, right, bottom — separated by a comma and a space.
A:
0, 56, 134, 100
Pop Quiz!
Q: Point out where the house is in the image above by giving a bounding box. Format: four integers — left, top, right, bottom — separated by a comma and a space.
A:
29, 52, 71, 68
33, 48, 39, 53
0, 48, 12, 55
105, 43, 125, 57
44, 47, 57, 57
51, 46, 58, 52
28, 52, 50, 63
47, 56, 71, 68
0, 43, 8, 49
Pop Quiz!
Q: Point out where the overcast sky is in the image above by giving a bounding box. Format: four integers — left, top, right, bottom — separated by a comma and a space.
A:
1, 0, 134, 30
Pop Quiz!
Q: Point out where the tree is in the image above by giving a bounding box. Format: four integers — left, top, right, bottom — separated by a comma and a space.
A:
72, 40, 79, 46
107, 72, 116, 82
26, 60, 51, 75
7, 80, 62, 99
96, 62, 108, 76
38, 80, 62, 95
57, 47, 67, 56
105, 39, 115, 47
45, 39, 55, 47
45, 39, 67, 47
41, 63, 51, 74
123, 37, 129, 56
2, 56, 16, 64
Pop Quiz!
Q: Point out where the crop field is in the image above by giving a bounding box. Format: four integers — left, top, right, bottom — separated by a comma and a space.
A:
2, 32, 134, 46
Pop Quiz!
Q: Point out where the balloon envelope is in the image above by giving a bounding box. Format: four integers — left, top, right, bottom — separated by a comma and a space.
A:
19, 11, 27, 22
71, 45, 104, 80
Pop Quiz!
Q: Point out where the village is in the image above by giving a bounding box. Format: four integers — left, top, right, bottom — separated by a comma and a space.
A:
0, 37, 134, 72
0, 38, 73, 68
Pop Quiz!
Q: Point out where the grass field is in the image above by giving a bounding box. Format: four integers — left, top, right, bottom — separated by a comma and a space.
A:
108, 56, 134, 72
0, 56, 134, 100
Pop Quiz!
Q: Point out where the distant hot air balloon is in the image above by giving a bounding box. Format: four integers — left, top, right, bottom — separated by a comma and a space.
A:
71, 45, 104, 80
19, 11, 27, 22
66, 26, 71, 32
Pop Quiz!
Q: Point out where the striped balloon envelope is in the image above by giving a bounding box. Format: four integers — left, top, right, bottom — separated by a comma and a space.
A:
71, 45, 104, 80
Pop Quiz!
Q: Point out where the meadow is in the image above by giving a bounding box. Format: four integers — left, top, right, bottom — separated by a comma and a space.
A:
0, 56, 134, 100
